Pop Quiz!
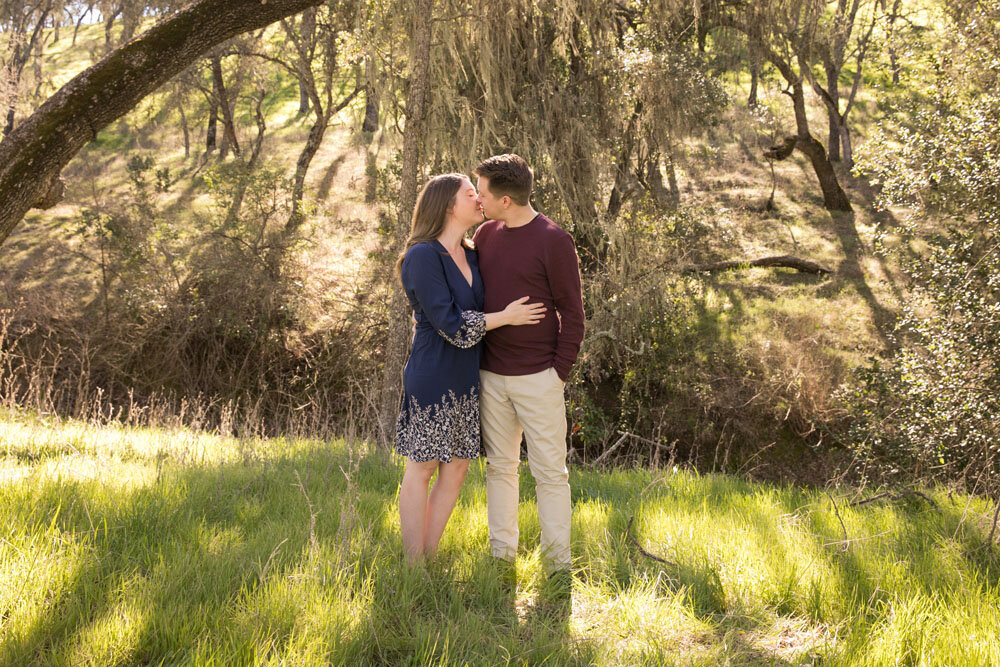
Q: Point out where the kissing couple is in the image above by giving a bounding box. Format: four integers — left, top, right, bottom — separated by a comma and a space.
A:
394, 153, 585, 578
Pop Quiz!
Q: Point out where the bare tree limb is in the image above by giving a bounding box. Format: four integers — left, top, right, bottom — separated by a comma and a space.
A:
591, 432, 629, 466
850, 485, 937, 508
626, 516, 677, 567
682, 255, 832, 275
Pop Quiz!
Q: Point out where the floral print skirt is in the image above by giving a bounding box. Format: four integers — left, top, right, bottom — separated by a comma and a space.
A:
395, 386, 483, 463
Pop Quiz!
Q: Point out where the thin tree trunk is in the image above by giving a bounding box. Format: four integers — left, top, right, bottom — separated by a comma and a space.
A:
643, 153, 668, 209
665, 146, 680, 205
839, 122, 853, 171
206, 85, 218, 151
886, 0, 901, 85
379, 0, 434, 447
287, 116, 326, 230
212, 55, 240, 158
716, 19, 853, 213
3, 2, 53, 137
104, 7, 121, 46
0, 0, 329, 248
178, 95, 190, 158
363, 55, 379, 203
121, 8, 139, 44
748, 63, 758, 108
297, 80, 310, 115
73, 4, 93, 46
362, 56, 379, 133
606, 102, 641, 221
825, 62, 841, 162
293, 9, 315, 114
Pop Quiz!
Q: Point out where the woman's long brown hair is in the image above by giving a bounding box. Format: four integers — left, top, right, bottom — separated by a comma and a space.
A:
394, 173, 475, 284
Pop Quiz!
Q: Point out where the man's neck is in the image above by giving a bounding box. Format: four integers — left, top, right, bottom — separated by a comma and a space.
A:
502, 206, 538, 229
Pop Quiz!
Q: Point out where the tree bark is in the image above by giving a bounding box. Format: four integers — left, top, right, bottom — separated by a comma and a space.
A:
788, 118, 852, 212
121, 4, 141, 44
177, 93, 190, 158
0, 0, 327, 248
606, 101, 641, 221
786, 66, 852, 212
362, 56, 379, 133
206, 83, 219, 151
297, 80, 310, 115
362, 56, 379, 203
379, 0, 434, 447
285, 85, 360, 234
104, 7, 121, 46
824, 61, 842, 162
211, 54, 240, 159
73, 4, 93, 46
294, 8, 316, 115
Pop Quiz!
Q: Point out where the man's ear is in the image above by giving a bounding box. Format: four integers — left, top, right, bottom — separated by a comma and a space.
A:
501, 195, 511, 209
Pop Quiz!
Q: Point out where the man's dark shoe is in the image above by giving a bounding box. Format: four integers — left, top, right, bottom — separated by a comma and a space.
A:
537, 568, 573, 617
494, 557, 517, 595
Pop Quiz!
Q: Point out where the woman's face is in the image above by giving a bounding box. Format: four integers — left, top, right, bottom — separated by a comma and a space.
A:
449, 178, 484, 229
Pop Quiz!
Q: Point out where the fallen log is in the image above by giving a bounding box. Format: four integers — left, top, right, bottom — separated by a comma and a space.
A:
682, 255, 832, 275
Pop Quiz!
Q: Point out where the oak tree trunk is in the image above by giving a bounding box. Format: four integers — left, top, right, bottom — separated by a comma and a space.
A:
379, 0, 434, 447
787, 71, 852, 212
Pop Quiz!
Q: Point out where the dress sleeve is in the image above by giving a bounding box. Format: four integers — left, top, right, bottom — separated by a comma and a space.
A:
401, 245, 486, 349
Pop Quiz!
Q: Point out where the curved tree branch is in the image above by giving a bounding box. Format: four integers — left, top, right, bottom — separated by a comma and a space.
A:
0, 0, 326, 248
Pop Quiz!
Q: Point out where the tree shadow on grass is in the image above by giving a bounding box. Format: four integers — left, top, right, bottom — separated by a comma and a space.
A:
316, 152, 348, 202
569, 469, 1000, 662
3, 446, 578, 664
0, 443, 397, 664
824, 210, 897, 349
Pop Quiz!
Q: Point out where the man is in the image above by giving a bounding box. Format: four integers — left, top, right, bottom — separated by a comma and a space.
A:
472, 154, 585, 574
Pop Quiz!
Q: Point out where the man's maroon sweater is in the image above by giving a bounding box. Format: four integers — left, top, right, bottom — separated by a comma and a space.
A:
472, 213, 584, 381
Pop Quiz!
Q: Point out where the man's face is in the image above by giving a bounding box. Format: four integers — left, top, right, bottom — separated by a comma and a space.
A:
476, 175, 508, 221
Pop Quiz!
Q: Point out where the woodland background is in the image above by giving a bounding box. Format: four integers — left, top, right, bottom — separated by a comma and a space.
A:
2, 0, 998, 493
3, 1, 1000, 663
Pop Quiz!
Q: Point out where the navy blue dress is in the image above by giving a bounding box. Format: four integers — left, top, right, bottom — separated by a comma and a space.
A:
395, 240, 486, 462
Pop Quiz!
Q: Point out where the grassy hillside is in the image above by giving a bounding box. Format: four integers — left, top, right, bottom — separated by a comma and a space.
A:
2, 19, 380, 325
0, 7, 957, 478
1, 408, 998, 664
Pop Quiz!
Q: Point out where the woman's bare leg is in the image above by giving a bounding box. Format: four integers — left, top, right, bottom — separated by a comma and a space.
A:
423, 458, 472, 558
399, 458, 440, 564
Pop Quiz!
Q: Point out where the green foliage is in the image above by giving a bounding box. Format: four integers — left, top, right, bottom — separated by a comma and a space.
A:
847, 1, 1000, 488
74, 152, 181, 319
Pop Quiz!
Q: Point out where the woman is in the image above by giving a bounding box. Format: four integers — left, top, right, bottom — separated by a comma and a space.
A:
395, 173, 545, 564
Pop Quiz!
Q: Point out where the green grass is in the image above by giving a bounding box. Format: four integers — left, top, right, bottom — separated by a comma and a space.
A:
2, 407, 998, 665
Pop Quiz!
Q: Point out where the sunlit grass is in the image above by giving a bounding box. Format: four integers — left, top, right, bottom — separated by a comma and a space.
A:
1, 407, 997, 664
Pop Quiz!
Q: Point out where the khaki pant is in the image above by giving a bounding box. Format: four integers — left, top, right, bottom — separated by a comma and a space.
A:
480, 367, 571, 569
